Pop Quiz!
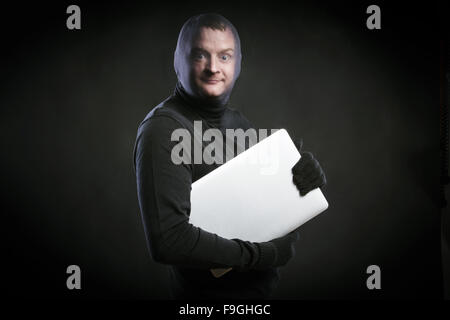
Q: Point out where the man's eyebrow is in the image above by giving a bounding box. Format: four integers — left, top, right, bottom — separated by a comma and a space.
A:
191, 47, 234, 53
192, 47, 206, 52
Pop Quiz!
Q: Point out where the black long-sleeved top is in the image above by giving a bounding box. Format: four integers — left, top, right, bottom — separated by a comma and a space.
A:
133, 87, 280, 299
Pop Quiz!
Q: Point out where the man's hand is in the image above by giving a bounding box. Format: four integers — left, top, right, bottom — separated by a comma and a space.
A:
292, 138, 326, 196
212, 229, 301, 275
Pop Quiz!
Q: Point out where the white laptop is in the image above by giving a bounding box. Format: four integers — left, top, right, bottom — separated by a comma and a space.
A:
189, 129, 329, 243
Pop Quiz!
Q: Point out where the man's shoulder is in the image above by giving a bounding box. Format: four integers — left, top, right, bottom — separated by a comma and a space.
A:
141, 96, 181, 122
138, 96, 188, 132
133, 97, 189, 172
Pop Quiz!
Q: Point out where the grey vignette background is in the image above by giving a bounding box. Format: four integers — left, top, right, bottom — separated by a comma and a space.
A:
1, 1, 447, 299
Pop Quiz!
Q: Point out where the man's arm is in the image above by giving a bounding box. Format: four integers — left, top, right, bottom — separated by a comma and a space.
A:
134, 115, 276, 270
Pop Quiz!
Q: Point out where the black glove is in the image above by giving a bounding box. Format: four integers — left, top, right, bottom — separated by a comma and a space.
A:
267, 229, 300, 267
252, 230, 300, 270
292, 138, 326, 196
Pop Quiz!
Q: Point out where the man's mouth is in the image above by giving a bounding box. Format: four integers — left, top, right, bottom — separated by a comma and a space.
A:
202, 79, 222, 84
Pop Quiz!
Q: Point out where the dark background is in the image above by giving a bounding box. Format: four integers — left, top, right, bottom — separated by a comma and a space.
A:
1, 0, 446, 299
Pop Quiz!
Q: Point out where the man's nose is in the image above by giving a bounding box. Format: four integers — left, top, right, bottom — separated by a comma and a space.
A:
206, 57, 219, 73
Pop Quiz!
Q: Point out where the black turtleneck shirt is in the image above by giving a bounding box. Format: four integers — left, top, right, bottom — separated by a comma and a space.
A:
133, 85, 280, 299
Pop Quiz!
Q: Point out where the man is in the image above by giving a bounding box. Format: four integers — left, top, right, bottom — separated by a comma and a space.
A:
133, 13, 326, 299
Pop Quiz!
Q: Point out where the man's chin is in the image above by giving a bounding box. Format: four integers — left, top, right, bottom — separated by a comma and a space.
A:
199, 89, 225, 99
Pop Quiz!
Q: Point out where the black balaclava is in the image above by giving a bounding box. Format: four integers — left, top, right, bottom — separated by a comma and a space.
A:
173, 13, 242, 122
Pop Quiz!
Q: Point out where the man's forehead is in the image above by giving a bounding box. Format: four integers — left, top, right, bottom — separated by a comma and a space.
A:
190, 27, 235, 51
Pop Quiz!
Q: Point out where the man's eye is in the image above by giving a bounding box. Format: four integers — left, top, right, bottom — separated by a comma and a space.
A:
194, 53, 205, 60
220, 54, 231, 61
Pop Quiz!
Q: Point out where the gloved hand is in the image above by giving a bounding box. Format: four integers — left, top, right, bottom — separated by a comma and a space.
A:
292, 138, 327, 196
253, 229, 300, 270
267, 229, 300, 267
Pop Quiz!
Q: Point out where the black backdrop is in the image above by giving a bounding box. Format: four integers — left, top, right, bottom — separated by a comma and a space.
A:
1, 1, 445, 299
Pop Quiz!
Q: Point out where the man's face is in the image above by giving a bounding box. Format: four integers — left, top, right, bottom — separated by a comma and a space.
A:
189, 27, 236, 98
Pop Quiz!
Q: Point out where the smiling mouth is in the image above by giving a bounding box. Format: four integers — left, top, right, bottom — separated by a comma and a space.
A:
202, 79, 222, 84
